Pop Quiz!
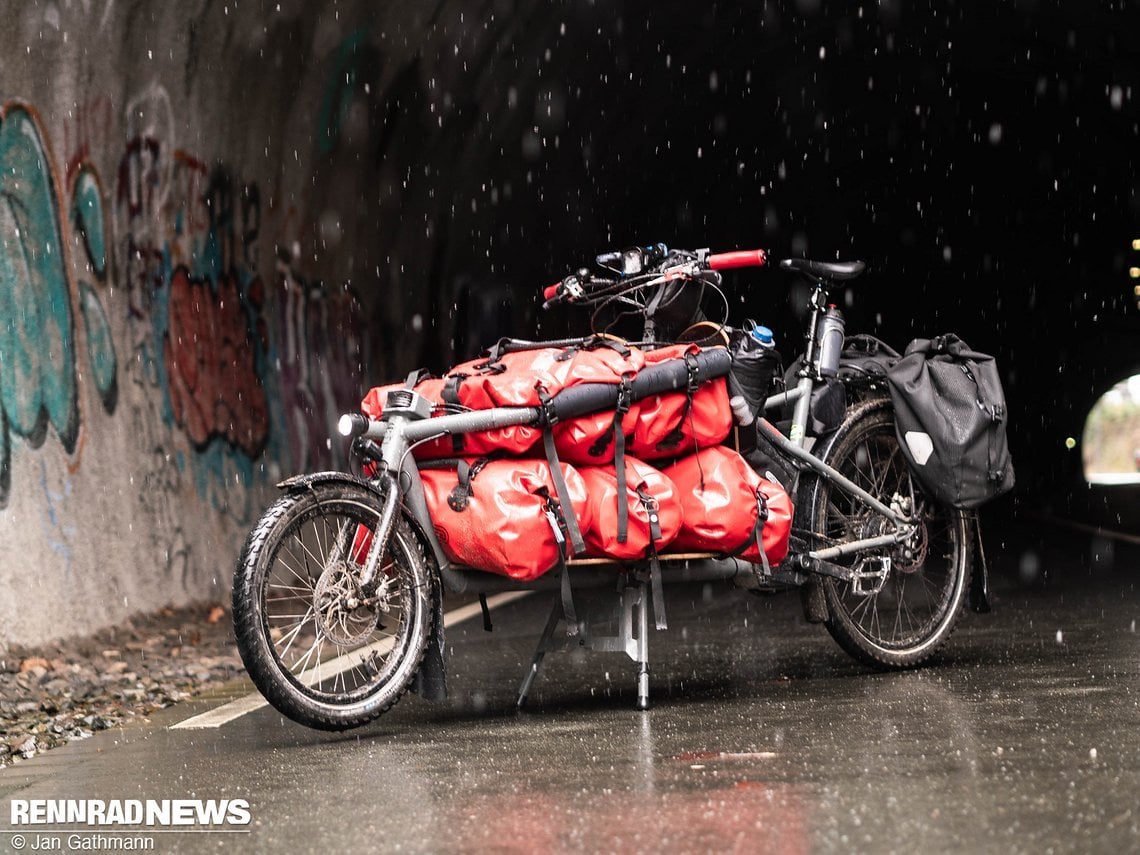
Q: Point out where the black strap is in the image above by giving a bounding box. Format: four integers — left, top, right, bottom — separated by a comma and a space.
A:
445, 457, 491, 512
483, 336, 514, 364
728, 489, 772, 581
559, 554, 578, 636
541, 429, 586, 556
478, 593, 493, 632
536, 384, 558, 428
555, 335, 633, 363
588, 372, 633, 458
472, 360, 508, 375
959, 361, 1006, 482
636, 486, 663, 543
608, 375, 635, 543
441, 375, 466, 452
593, 336, 633, 358
634, 487, 667, 630
536, 485, 577, 636
648, 551, 668, 631
404, 367, 431, 388
441, 374, 464, 406
656, 351, 702, 453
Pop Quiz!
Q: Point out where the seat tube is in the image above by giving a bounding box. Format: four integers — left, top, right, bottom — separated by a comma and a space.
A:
789, 374, 815, 447
789, 283, 827, 447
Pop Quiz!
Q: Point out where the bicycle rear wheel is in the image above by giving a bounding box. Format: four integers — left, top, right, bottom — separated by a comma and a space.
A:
809, 398, 972, 668
232, 479, 434, 730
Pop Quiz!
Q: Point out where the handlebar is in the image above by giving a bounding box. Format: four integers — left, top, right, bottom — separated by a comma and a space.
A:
542, 246, 768, 307
707, 249, 767, 270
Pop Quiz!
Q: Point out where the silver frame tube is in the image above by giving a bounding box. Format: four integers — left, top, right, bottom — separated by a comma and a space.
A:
756, 418, 909, 526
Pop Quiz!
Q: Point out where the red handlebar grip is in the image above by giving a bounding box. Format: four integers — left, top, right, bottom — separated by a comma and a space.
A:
707, 249, 768, 270
543, 283, 561, 300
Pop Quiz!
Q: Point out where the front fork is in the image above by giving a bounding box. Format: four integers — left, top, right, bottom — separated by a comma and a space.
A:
354, 417, 412, 597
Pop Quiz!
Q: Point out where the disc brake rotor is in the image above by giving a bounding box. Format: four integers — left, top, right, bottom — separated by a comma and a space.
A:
313, 561, 382, 646
892, 512, 929, 573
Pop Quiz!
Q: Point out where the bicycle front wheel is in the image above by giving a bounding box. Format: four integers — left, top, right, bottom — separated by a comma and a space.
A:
232, 479, 434, 730
809, 398, 972, 669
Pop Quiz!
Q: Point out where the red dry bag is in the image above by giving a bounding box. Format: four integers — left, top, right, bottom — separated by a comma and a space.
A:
628, 344, 733, 460
664, 446, 793, 567
419, 458, 592, 581
360, 376, 542, 459
579, 457, 682, 560
476, 340, 645, 408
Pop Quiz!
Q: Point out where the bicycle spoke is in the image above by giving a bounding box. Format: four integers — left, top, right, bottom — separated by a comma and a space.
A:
276, 545, 318, 591
275, 606, 316, 660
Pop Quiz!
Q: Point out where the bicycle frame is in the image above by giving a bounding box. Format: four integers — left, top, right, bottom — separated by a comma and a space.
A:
232, 246, 981, 725
339, 273, 916, 596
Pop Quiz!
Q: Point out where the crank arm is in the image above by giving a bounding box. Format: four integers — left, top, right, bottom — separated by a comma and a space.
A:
806, 527, 914, 563
792, 554, 854, 581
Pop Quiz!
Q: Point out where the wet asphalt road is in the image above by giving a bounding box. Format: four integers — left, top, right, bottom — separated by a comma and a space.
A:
1, 527, 1137, 854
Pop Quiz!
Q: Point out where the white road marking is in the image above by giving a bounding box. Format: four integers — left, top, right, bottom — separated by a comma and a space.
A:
169, 590, 532, 730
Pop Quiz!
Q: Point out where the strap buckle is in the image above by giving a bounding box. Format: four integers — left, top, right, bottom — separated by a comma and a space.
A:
536, 384, 560, 426
636, 487, 663, 543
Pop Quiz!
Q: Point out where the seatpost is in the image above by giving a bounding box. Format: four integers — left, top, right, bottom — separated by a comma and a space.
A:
789, 281, 828, 447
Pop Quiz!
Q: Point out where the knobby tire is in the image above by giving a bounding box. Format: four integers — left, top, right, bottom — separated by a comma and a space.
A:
808, 397, 973, 669
232, 480, 434, 730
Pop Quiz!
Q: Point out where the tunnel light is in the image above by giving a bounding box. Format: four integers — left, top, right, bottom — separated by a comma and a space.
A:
1130, 267, 1140, 279
1132, 239, 1140, 250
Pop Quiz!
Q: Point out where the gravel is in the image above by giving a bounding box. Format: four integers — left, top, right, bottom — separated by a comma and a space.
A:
0, 603, 245, 768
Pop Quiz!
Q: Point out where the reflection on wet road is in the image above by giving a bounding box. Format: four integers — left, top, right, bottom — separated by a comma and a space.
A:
2, 530, 1137, 853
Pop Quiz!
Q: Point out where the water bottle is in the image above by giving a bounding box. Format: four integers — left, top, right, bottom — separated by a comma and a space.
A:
729, 321, 778, 427
817, 305, 845, 378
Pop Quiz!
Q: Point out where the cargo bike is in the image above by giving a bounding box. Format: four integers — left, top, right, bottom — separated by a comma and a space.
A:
233, 245, 1008, 730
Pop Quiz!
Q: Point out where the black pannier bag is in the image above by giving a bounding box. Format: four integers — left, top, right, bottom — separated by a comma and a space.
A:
885, 334, 1015, 509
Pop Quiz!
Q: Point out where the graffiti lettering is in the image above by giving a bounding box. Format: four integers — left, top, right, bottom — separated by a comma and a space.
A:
165, 267, 268, 455
0, 102, 118, 506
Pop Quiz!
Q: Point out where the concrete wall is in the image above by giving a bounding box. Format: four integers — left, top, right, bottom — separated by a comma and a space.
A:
0, 0, 585, 647
0, 1, 398, 646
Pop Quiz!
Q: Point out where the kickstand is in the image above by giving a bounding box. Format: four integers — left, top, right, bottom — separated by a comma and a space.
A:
516, 581, 652, 711
516, 595, 566, 709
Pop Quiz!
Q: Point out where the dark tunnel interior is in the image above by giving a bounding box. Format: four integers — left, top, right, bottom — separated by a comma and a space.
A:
288, 0, 1139, 532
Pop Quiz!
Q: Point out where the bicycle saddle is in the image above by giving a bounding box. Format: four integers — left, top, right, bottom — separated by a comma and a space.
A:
779, 258, 866, 281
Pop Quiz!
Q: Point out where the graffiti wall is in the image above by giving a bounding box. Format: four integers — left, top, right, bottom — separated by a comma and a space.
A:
0, 3, 381, 646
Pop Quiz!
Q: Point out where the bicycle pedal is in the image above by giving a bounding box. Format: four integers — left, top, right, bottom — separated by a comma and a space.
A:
851, 556, 891, 596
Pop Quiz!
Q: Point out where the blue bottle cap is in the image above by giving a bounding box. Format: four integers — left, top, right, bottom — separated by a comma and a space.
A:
749, 325, 774, 346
